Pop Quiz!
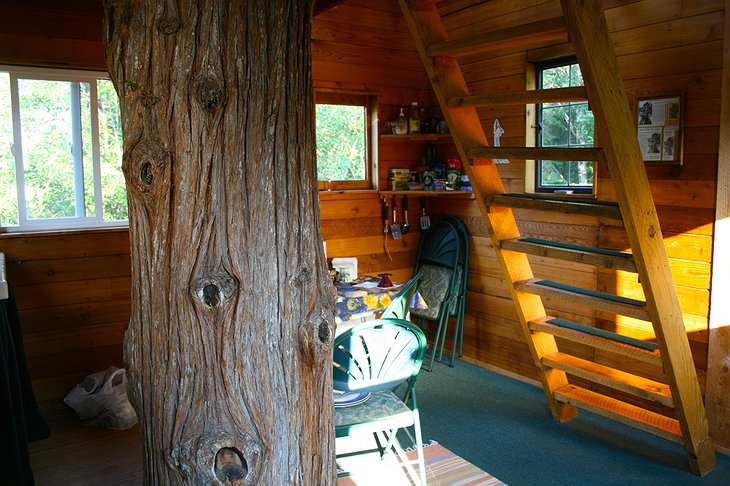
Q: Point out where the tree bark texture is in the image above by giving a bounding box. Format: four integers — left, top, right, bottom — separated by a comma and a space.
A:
103, 1, 336, 484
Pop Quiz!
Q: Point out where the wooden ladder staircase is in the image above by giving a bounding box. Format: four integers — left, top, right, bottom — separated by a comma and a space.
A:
399, 0, 715, 475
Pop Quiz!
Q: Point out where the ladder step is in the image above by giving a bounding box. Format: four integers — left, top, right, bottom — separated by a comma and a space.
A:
515, 279, 650, 321
530, 316, 662, 367
487, 193, 622, 220
502, 237, 636, 272
449, 86, 588, 108
543, 352, 672, 407
427, 17, 567, 58
554, 384, 682, 443
468, 146, 605, 162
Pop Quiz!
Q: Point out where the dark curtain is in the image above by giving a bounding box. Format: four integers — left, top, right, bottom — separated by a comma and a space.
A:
0, 286, 50, 485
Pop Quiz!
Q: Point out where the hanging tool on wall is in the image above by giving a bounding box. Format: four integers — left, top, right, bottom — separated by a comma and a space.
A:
419, 196, 431, 229
390, 196, 402, 240
382, 196, 392, 261
401, 196, 411, 234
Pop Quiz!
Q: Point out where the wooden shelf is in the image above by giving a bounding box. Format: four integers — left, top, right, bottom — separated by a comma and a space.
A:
379, 190, 473, 198
380, 134, 453, 143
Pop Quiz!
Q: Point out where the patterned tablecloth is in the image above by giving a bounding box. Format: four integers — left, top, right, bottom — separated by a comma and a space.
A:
335, 276, 401, 324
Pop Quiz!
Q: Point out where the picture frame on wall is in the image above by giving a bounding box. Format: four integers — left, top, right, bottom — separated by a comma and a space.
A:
635, 94, 683, 164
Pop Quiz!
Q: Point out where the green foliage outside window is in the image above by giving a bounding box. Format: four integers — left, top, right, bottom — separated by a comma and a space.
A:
538, 62, 594, 190
0, 72, 19, 226
0, 69, 126, 229
315, 103, 366, 181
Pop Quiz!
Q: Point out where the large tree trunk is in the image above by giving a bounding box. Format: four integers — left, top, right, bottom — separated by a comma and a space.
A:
103, 1, 335, 484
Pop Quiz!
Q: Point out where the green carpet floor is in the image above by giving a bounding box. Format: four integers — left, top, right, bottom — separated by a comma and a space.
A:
414, 359, 730, 486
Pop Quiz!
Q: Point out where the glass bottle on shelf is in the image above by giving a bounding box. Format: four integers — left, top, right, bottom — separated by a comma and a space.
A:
409, 101, 420, 134
395, 108, 408, 135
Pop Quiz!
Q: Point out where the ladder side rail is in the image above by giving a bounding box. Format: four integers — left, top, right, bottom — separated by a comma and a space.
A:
560, 0, 714, 475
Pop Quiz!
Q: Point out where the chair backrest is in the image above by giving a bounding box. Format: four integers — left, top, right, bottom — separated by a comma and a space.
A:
379, 272, 423, 320
415, 219, 460, 270
439, 216, 469, 315
333, 318, 427, 393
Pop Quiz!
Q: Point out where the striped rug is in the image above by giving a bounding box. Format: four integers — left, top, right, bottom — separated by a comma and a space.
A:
337, 440, 506, 485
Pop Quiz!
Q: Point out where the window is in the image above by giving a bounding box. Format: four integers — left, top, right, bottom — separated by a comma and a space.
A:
535, 59, 594, 194
315, 92, 374, 190
1, 65, 126, 231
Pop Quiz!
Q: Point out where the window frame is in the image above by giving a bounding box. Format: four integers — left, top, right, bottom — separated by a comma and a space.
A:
314, 91, 376, 191
532, 57, 595, 195
1, 64, 127, 232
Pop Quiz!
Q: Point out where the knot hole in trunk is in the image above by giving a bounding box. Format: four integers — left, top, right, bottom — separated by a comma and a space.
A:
214, 447, 248, 484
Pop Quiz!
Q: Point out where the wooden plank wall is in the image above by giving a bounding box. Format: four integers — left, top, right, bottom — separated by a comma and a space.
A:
433, 0, 722, 410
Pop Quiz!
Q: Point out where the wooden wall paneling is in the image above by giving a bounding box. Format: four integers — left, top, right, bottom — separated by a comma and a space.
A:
312, 39, 425, 72
313, 60, 429, 89
598, 177, 717, 209
0, 229, 130, 261
604, 0, 682, 32
312, 19, 415, 51
610, 11, 723, 57
681, 0, 725, 17
7, 254, 131, 287
706, 0, 730, 451
641, 155, 719, 181
18, 299, 131, 334
617, 40, 723, 80
461, 52, 526, 82
623, 70, 722, 102
0, 2, 104, 70
599, 225, 713, 262
597, 269, 709, 316
600, 261, 711, 291
654, 206, 715, 235
314, 3, 408, 31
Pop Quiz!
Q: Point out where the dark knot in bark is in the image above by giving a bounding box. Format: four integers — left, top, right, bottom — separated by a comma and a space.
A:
158, 16, 180, 34
215, 447, 248, 484
174, 430, 261, 485
195, 76, 226, 112
192, 272, 237, 309
127, 141, 170, 194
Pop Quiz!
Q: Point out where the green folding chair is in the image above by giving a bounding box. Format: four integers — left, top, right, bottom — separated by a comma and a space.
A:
333, 318, 428, 486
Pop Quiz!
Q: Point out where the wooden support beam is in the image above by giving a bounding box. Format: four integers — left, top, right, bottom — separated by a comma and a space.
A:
449, 86, 587, 107
468, 146, 604, 162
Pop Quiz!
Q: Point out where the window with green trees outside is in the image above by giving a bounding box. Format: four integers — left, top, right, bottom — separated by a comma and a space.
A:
315, 91, 372, 191
1, 66, 126, 231
537, 60, 595, 194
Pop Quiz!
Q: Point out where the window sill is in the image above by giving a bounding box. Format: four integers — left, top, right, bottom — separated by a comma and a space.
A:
0, 225, 129, 238
318, 189, 378, 201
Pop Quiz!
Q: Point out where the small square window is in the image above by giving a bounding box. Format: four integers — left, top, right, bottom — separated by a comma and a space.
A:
315, 92, 374, 191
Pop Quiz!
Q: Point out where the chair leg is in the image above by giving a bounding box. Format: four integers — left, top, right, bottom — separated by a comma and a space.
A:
380, 428, 399, 459
413, 410, 427, 486
437, 316, 449, 363
424, 316, 444, 371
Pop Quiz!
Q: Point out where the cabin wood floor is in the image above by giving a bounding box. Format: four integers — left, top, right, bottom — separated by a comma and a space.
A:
29, 400, 143, 485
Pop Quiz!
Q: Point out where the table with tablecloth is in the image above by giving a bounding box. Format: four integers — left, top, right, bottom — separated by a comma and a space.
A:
334, 275, 401, 324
